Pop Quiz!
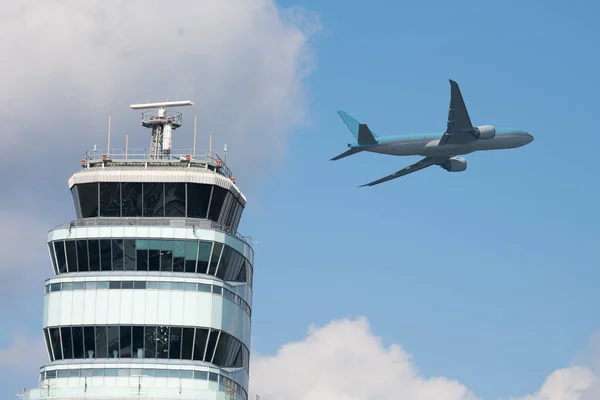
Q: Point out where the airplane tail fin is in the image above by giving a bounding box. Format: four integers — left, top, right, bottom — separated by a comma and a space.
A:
337, 110, 378, 145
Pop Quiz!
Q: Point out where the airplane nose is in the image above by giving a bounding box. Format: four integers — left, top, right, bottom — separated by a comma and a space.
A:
527, 133, 534, 143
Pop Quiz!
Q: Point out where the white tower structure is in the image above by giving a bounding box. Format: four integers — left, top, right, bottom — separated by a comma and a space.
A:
22, 102, 253, 400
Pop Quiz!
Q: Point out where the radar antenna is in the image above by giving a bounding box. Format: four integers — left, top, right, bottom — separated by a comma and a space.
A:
130, 100, 194, 159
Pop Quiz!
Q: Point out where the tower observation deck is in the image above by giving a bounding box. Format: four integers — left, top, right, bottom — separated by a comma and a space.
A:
22, 101, 254, 400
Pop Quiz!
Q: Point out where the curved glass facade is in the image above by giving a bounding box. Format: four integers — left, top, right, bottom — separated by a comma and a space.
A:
44, 325, 249, 372
48, 238, 252, 285
72, 182, 244, 232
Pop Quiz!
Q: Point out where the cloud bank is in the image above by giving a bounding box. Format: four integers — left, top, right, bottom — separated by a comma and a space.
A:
249, 317, 600, 400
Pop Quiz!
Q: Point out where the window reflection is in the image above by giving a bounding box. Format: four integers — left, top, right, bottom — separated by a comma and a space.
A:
50, 238, 252, 285
77, 183, 98, 218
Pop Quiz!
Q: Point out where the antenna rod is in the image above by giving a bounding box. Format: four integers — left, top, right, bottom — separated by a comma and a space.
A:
193, 116, 197, 159
125, 134, 129, 160
107, 115, 112, 156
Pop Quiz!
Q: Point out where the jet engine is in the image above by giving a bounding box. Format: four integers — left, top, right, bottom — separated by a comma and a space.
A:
474, 125, 495, 139
440, 157, 467, 172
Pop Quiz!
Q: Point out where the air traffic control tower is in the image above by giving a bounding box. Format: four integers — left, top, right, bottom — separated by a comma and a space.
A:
22, 101, 253, 400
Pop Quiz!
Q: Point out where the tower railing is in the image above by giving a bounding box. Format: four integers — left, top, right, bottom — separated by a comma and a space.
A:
84, 149, 234, 180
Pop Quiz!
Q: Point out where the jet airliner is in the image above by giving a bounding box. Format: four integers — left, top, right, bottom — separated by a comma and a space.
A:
332, 80, 534, 187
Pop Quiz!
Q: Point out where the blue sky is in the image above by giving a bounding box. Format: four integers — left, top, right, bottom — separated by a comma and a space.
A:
1, 0, 599, 399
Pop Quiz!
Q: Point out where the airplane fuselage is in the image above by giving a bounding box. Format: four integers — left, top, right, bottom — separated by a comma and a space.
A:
357, 129, 533, 158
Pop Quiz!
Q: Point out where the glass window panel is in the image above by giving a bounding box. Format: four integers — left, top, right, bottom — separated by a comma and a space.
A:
208, 243, 223, 275
187, 183, 212, 218
48, 243, 57, 274
111, 239, 124, 270
130, 368, 142, 376
100, 240, 112, 271
45, 284, 50, 294
121, 183, 143, 217
173, 241, 185, 272
165, 183, 185, 217
146, 281, 159, 289
205, 330, 220, 362
69, 369, 80, 377
44, 329, 53, 362
72, 327, 84, 359
132, 326, 144, 358
159, 282, 171, 290
49, 327, 62, 360
119, 326, 132, 358
95, 326, 107, 358
168, 370, 180, 378
99, 182, 120, 217
160, 240, 173, 272
143, 183, 164, 217
71, 185, 81, 218
109, 281, 120, 289
123, 239, 136, 270
216, 246, 232, 280
117, 368, 129, 377
76, 240, 89, 272
224, 252, 242, 281
54, 241, 67, 274
136, 239, 148, 271
121, 281, 134, 289
197, 242, 212, 274
62, 282, 73, 290
197, 283, 211, 292
144, 326, 157, 358
88, 240, 100, 271
46, 370, 56, 379
155, 369, 168, 378
184, 241, 198, 273
93, 369, 104, 377
78, 183, 98, 218
212, 286, 222, 295
134, 281, 146, 289
74, 282, 84, 290
184, 283, 196, 291
58, 369, 69, 378
65, 241, 77, 273
193, 328, 209, 361
180, 370, 194, 379
208, 186, 228, 222
148, 239, 161, 271
194, 371, 208, 380
181, 328, 194, 360
105, 368, 117, 377
97, 281, 109, 289
209, 372, 219, 382
142, 369, 154, 376
50, 283, 60, 292
156, 326, 169, 359
80, 368, 93, 377
107, 326, 120, 358
172, 282, 183, 291
169, 327, 182, 359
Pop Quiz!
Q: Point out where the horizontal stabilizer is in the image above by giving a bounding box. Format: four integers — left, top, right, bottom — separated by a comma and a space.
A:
331, 147, 364, 161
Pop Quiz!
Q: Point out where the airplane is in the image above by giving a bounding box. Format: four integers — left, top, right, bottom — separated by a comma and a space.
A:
332, 79, 534, 187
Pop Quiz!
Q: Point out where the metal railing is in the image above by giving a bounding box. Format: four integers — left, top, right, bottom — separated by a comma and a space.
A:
51, 218, 253, 247
84, 148, 234, 180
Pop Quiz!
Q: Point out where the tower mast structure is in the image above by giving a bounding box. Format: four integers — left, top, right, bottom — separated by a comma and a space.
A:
130, 100, 194, 159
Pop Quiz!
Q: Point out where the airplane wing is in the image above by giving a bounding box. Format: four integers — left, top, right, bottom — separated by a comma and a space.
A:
359, 156, 449, 187
439, 80, 475, 146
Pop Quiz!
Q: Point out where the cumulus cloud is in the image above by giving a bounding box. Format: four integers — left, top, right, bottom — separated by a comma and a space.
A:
1, 0, 319, 174
249, 317, 477, 400
0, 332, 47, 373
249, 317, 600, 400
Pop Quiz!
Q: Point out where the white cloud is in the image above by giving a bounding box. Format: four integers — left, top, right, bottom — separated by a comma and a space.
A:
249, 317, 477, 400
0, 332, 47, 373
249, 317, 600, 400
1, 0, 319, 174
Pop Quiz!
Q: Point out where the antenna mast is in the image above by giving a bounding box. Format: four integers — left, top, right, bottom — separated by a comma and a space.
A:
130, 100, 194, 160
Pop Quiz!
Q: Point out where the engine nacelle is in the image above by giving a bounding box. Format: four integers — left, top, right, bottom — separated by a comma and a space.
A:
474, 125, 495, 140
441, 157, 467, 172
